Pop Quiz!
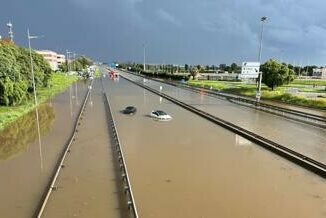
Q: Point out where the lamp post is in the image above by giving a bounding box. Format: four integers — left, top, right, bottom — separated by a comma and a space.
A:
27, 28, 43, 170
256, 16, 267, 102
7, 21, 14, 42
73, 52, 79, 105
143, 44, 146, 72
66, 50, 72, 74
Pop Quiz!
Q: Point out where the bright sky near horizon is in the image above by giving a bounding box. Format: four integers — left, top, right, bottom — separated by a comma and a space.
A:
1, 0, 326, 66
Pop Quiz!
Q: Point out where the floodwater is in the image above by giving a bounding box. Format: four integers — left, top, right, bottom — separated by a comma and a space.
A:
120, 71, 326, 164
103, 75, 326, 218
0, 81, 89, 218
42, 78, 128, 217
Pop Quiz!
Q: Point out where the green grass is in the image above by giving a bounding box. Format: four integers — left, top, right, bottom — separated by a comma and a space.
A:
188, 79, 326, 110
94, 67, 101, 78
292, 79, 326, 86
0, 73, 78, 131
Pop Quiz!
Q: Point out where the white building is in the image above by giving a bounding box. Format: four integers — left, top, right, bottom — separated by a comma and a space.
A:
36, 50, 65, 71
312, 67, 326, 79
57, 54, 65, 66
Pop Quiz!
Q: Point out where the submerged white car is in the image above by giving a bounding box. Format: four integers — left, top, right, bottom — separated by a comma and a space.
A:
150, 110, 172, 121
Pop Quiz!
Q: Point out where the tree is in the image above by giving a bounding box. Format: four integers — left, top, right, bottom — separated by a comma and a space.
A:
219, 64, 226, 71
224, 66, 231, 73
199, 65, 205, 73
184, 64, 189, 72
260, 59, 295, 90
190, 67, 199, 79
0, 78, 28, 106
0, 40, 52, 106
230, 63, 238, 73
78, 56, 93, 68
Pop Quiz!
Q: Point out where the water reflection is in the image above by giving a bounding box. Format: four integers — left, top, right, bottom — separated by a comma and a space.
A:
235, 134, 252, 147
89, 84, 93, 107
75, 82, 79, 106
69, 85, 73, 117
0, 104, 55, 161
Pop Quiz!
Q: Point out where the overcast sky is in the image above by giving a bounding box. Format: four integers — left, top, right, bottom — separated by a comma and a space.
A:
1, 0, 326, 65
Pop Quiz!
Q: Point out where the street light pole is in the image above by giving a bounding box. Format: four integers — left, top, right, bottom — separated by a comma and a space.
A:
257, 16, 267, 102
143, 44, 146, 72
66, 50, 72, 74
27, 28, 43, 170
7, 21, 14, 42
73, 52, 76, 72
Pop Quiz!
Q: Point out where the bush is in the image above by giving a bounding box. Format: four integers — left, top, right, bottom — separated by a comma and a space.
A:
0, 40, 51, 106
0, 78, 28, 106
141, 71, 189, 80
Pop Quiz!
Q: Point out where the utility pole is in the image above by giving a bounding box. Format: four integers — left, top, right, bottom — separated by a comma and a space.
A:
7, 21, 14, 42
27, 28, 43, 170
66, 50, 72, 74
143, 44, 146, 72
256, 16, 267, 102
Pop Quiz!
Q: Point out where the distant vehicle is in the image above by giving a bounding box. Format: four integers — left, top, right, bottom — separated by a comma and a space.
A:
123, 106, 137, 115
150, 110, 172, 120
109, 70, 119, 79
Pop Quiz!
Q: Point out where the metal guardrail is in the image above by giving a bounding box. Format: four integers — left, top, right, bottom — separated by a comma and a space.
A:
177, 83, 326, 122
121, 69, 326, 128
120, 74, 326, 179
34, 82, 91, 218
103, 92, 139, 218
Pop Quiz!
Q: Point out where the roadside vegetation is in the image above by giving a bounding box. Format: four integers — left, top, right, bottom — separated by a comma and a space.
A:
0, 39, 51, 106
188, 60, 325, 109
291, 79, 326, 86
94, 68, 101, 77
59, 56, 93, 72
119, 59, 325, 109
188, 79, 326, 110
0, 73, 78, 130
0, 39, 84, 131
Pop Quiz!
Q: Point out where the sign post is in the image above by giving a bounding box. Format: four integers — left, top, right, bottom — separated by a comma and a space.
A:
240, 62, 262, 102
240, 62, 260, 79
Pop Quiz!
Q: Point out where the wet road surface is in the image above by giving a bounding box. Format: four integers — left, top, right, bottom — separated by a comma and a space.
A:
42, 78, 128, 217
0, 81, 88, 217
120, 71, 326, 164
103, 75, 326, 218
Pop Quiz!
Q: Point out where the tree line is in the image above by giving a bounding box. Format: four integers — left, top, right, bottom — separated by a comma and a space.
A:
0, 39, 51, 106
118, 59, 296, 90
58, 56, 93, 72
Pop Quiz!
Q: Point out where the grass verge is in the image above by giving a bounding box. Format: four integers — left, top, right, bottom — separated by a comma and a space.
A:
0, 73, 78, 131
188, 80, 326, 110
94, 67, 101, 78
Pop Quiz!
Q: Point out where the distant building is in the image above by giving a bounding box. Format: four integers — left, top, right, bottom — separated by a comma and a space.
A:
57, 54, 66, 66
36, 50, 65, 71
312, 67, 326, 79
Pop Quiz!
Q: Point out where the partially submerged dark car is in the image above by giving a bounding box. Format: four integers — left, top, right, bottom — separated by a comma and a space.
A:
122, 106, 137, 115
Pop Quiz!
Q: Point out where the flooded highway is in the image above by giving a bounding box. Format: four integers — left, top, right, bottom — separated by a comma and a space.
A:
42, 78, 128, 217
120, 71, 326, 164
0, 81, 89, 218
0, 71, 325, 218
103, 75, 326, 218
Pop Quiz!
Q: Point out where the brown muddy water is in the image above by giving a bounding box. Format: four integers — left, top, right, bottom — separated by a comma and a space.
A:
0, 81, 89, 218
42, 78, 128, 218
103, 76, 326, 218
121, 72, 326, 164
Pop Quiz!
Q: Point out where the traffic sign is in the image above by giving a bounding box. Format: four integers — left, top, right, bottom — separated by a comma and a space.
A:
240, 62, 260, 79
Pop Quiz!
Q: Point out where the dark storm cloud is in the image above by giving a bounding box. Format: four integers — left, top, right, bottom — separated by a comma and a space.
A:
1, 0, 326, 65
